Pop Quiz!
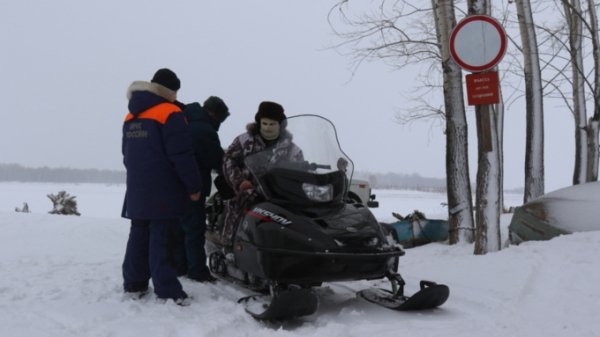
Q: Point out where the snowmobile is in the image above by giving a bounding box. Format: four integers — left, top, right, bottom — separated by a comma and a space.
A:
205, 114, 449, 320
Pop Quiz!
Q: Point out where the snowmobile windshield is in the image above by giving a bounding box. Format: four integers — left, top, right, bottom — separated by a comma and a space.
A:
245, 114, 354, 205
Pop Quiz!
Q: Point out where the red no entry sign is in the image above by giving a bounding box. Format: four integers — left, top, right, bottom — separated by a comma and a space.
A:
450, 15, 507, 72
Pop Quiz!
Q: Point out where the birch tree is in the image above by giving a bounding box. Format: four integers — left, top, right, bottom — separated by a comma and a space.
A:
585, 0, 600, 181
540, 0, 600, 183
434, 0, 475, 243
514, 0, 545, 202
465, 0, 502, 254
562, 0, 589, 184
330, 1, 476, 244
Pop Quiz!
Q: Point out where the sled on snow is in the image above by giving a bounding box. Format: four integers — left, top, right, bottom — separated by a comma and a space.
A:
383, 211, 449, 248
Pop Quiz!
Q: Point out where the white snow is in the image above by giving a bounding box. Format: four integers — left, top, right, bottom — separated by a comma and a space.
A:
523, 181, 600, 232
0, 182, 598, 337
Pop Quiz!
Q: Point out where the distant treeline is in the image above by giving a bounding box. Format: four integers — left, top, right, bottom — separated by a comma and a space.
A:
0, 163, 125, 184
354, 171, 446, 192
0, 163, 447, 191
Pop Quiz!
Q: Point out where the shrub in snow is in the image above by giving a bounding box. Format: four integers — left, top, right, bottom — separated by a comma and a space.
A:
47, 191, 80, 216
15, 202, 30, 213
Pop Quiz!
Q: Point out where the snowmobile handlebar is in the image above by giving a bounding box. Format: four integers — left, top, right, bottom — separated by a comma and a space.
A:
275, 160, 331, 172
309, 163, 331, 170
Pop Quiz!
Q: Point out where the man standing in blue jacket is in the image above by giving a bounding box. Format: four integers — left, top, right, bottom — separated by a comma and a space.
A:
121, 68, 202, 305
178, 96, 230, 282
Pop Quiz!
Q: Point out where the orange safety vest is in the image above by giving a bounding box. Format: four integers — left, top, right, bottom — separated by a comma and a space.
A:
124, 102, 182, 125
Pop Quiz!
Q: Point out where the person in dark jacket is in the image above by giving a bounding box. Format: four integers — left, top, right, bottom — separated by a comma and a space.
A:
178, 96, 230, 282
220, 101, 303, 245
121, 68, 202, 305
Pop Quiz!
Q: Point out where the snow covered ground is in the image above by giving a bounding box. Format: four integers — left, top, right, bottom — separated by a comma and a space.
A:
0, 182, 598, 337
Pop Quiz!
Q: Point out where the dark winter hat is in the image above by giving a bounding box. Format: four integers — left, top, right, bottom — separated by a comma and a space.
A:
204, 96, 230, 123
151, 68, 181, 91
254, 101, 286, 123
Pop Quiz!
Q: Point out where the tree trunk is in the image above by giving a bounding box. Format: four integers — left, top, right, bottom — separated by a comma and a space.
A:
466, 0, 502, 254
434, 0, 475, 244
563, 0, 588, 185
515, 0, 545, 203
586, 0, 600, 182
497, 90, 505, 212
473, 105, 502, 254
588, 119, 600, 181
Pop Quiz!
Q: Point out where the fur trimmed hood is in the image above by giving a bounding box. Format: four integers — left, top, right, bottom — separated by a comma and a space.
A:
126, 81, 177, 102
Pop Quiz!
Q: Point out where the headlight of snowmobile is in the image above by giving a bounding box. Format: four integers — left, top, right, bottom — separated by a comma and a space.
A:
302, 183, 333, 202
364, 237, 380, 247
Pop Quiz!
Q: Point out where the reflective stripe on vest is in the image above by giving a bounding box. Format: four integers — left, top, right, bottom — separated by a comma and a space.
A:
124, 102, 182, 125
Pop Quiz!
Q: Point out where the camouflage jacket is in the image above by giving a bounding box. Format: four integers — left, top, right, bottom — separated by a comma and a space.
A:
222, 123, 304, 193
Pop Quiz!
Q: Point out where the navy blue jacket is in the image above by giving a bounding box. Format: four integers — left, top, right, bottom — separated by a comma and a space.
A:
183, 102, 224, 196
122, 82, 201, 219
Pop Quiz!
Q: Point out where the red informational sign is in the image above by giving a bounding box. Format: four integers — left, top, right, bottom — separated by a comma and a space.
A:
465, 71, 499, 105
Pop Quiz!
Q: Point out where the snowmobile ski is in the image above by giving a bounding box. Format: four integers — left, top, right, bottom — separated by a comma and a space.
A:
238, 286, 319, 321
358, 280, 449, 311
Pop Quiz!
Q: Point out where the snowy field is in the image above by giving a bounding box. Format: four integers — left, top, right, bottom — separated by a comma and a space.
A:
0, 182, 598, 337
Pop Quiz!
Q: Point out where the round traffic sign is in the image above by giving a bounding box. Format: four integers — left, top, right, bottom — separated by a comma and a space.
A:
449, 15, 507, 72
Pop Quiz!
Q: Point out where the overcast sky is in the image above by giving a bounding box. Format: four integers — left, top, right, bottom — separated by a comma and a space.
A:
0, 1, 576, 191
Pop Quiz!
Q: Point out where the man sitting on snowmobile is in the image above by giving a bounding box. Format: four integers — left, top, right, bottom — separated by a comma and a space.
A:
219, 101, 303, 245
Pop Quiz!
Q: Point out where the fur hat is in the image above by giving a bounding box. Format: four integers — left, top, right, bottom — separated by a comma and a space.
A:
254, 101, 286, 123
151, 68, 180, 91
204, 96, 230, 123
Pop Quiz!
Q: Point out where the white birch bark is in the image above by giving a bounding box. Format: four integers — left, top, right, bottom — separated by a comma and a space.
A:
563, 0, 588, 185
467, 0, 502, 254
588, 119, 600, 181
586, 0, 600, 182
515, 0, 545, 203
434, 0, 475, 244
473, 105, 502, 254
497, 90, 505, 213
